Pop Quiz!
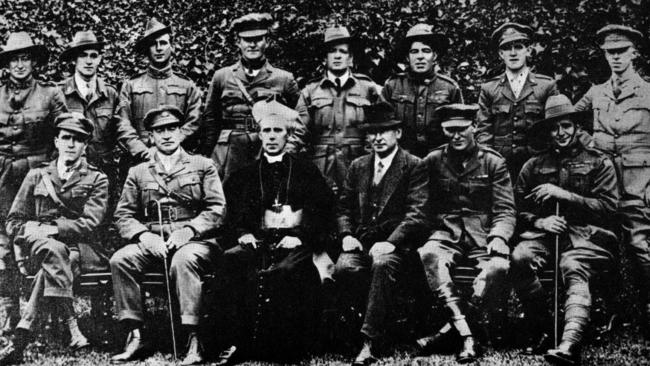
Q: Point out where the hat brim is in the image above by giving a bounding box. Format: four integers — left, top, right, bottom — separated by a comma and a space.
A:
0, 44, 48, 66
527, 110, 593, 147
57, 125, 92, 138
600, 40, 634, 50
59, 41, 106, 62
399, 34, 450, 56
238, 29, 269, 38
498, 35, 530, 48
359, 120, 403, 132
441, 119, 473, 128
134, 26, 172, 53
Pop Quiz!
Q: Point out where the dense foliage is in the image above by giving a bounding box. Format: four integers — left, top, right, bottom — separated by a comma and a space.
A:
0, 0, 648, 102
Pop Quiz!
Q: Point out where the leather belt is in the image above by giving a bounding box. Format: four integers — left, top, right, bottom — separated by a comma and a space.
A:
143, 203, 196, 223
222, 116, 257, 131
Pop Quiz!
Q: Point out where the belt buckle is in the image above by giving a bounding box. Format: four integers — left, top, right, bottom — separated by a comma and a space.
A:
245, 115, 257, 132
160, 205, 178, 223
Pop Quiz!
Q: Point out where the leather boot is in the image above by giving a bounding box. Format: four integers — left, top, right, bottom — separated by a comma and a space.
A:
351, 339, 378, 366
0, 328, 30, 365
111, 330, 147, 363
544, 282, 589, 366
520, 292, 552, 355
545, 341, 581, 365
0, 299, 19, 338
180, 332, 204, 366
456, 335, 478, 364
415, 322, 458, 355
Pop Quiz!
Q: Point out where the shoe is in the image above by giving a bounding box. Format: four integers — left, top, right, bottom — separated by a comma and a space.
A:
456, 336, 478, 364
180, 333, 204, 366
110, 332, 147, 363
214, 345, 239, 366
544, 341, 581, 365
69, 334, 91, 351
351, 340, 378, 366
0, 330, 29, 366
522, 332, 551, 355
415, 325, 457, 355
0, 309, 19, 338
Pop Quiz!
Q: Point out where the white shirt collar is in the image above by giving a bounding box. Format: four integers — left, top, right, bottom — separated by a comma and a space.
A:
156, 148, 182, 172
264, 152, 285, 163
74, 72, 97, 99
57, 158, 81, 181
505, 67, 529, 98
327, 70, 350, 88
375, 147, 398, 170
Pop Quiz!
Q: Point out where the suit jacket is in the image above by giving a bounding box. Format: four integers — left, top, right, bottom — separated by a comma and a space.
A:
337, 148, 429, 250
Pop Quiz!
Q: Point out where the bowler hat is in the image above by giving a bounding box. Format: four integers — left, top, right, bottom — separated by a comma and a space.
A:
491, 22, 532, 47
528, 94, 592, 147
434, 104, 479, 128
0, 32, 48, 66
398, 23, 449, 56
55, 112, 94, 138
597, 24, 644, 50
134, 18, 172, 53
359, 102, 403, 132
143, 105, 183, 130
60, 31, 105, 62
232, 13, 273, 38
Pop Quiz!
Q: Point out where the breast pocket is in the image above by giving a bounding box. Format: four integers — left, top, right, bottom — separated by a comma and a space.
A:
132, 85, 154, 122
524, 101, 543, 127
93, 108, 113, 139
468, 175, 491, 198
166, 85, 188, 110
621, 154, 650, 202
536, 166, 559, 186
142, 181, 161, 205
390, 94, 415, 124
310, 97, 334, 127
429, 90, 450, 105
491, 104, 511, 134
567, 163, 592, 195
177, 173, 202, 198
344, 95, 370, 127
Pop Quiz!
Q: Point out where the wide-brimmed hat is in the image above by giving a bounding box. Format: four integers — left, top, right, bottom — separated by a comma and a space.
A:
324, 26, 351, 46
0, 32, 48, 66
359, 102, 403, 132
434, 104, 479, 129
597, 24, 644, 50
55, 112, 94, 138
134, 18, 172, 53
232, 13, 273, 38
60, 31, 105, 62
528, 94, 592, 147
144, 105, 183, 130
491, 22, 533, 48
398, 23, 449, 56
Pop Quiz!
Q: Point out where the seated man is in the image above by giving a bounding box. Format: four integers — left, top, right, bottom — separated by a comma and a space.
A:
511, 95, 618, 365
417, 104, 516, 363
218, 101, 334, 365
335, 102, 429, 366
0, 114, 108, 364
109, 106, 225, 365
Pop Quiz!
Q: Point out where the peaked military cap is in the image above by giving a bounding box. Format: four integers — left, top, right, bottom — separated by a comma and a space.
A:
252, 99, 300, 125
232, 13, 273, 38
359, 102, 402, 132
491, 22, 533, 47
528, 94, 592, 145
435, 104, 479, 128
399, 23, 449, 55
597, 24, 644, 50
324, 26, 351, 46
143, 105, 183, 130
60, 30, 105, 62
135, 18, 172, 53
55, 112, 94, 138
0, 32, 48, 66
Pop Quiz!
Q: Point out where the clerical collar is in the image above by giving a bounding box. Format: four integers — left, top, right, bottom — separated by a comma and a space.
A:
374, 147, 398, 170
264, 152, 285, 164
57, 158, 81, 181
327, 70, 350, 88
8, 76, 34, 90
148, 63, 173, 79
74, 72, 97, 99
156, 148, 182, 172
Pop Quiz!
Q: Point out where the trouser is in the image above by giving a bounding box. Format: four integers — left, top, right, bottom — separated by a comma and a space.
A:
110, 242, 218, 326
418, 239, 510, 337
511, 237, 612, 346
220, 243, 319, 357
334, 250, 404, 340
620, 204, 650, 306
18, 238, 78, 331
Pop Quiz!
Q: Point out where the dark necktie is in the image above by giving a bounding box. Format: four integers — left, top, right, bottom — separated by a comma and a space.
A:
613, 78, 621, 99
335, 77, 342, 96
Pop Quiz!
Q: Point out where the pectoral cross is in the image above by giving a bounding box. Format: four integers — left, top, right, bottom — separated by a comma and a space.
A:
272, 197, 283, 213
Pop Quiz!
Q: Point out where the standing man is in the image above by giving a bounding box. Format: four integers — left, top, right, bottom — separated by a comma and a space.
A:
335, 102, 428, 365
417, 104, 515, 363
59, 30, 120, 217
574, 24, 650, 336
476, 22, 558, 179
217, 101, 334, 365
117, 18, 202, 165
0, 114, 108, 364
383, 23, 463, 158
0, 32, 67, 337
109, 106, 225, 365
296, 25, 382, 194
512, 95, 618, 365
201, 13, 301, 181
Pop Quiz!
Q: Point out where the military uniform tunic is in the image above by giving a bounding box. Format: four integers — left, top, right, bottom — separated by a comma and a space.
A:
5, 158, 108, 329
110, 149, 225, 325
382, 72, 463, 157
116, 65, 202, 162
476, 72, 558, 178
201, 60, 301, 180
296, 73, 381, 193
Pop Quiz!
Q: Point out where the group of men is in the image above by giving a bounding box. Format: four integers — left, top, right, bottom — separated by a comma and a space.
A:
0, 9, 646, 366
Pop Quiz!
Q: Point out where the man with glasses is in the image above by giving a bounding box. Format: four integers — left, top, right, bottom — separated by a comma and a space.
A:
575, 24, 650, 338
417, 104, 515, 364
476, 22, 558, 179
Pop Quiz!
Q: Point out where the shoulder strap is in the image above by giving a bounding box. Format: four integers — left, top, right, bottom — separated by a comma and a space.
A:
39, 169, 77, 215
230, 69, 255, 106
146, 165, 195, 208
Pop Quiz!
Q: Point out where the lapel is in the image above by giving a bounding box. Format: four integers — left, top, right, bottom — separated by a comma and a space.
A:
497, 73, 516, 102
61, 158, 89, 191
357, 154, 373, 218
150, 148, 190, 182
233, 60, 273, 86
376, 149, 407, 218
459, 147, 482, 178
251, 61, 272, 85
44, 160, 62, 189
516, 72, 536, 102
616, 73, 642, 102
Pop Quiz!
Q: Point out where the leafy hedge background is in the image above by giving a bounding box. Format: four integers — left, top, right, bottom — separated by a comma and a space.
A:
0, 0, 648, 103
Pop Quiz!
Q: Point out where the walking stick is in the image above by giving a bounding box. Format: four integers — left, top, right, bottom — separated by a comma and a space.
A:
554, 201, 560, 348
156, 200, 178, 360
